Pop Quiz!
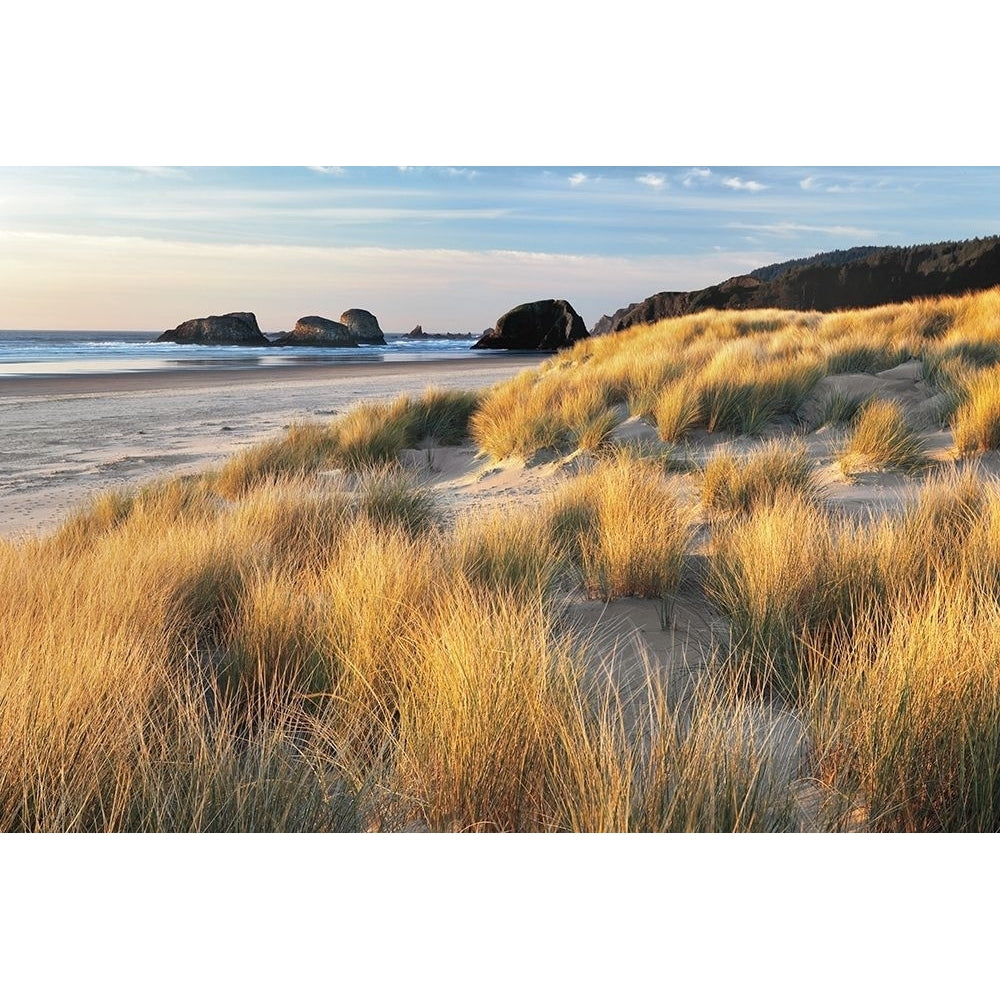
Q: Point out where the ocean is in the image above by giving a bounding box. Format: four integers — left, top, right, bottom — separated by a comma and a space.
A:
0, 330, 481, 379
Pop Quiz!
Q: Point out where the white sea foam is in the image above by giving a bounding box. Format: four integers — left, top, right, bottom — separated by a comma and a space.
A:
0, 331, 480, 377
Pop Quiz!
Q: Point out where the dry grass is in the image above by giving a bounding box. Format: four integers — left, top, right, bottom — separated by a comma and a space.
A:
469, 371, 621, 461
952, 364, 1000, 454
450, 508, 564, 599
653, 376, 702, 442
469, 371, 564, 460
838, 398, 930, 474
700, 440, 822, 517
546, 452, 696, 600
807, 577, 1000, 832
807, 391, 869, 431
216, 388, 483, 497
14, 286, 1000, 831
706, 492, 854, 696
214, 422, 340, 498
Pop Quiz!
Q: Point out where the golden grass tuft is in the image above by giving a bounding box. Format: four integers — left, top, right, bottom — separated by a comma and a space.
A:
952, 364, 1000, 454
214, 422, 339, 498
700, 440, 822, 517
546, 453, 696, 600
838, 398, 929, 474
653, 376, 702, 442
215, 389, 483, 498
450, 508, 564, 599
469, 371, 563, 460
807, 578, 1000, 831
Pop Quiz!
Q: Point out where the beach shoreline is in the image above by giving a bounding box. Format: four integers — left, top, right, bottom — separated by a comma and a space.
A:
0, 354, 538, 399
0, 355, 539, 539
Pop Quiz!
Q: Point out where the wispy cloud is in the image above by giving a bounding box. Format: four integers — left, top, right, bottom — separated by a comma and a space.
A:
636, 173, 666, 189
723, 176, 767, 192
304, 207, 510, 222
568, 172, 588, 186
681, 167, 713, 187
443, 167, 479, 179
798, 173, 911, 195
307, 166, 346, 176
130, 166, 189, 180
728, 221, 877, 238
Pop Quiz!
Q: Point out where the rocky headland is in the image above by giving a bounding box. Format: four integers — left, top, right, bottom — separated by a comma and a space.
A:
591, 235, 1000, 335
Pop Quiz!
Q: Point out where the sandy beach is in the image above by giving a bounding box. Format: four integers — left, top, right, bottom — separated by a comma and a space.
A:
0, 356, 539, 539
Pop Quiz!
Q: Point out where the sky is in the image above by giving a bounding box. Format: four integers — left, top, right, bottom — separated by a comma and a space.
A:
3, 165, 1000, 334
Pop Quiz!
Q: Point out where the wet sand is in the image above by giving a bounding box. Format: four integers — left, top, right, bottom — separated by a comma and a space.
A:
0, 355, 538, 398
0, 355, 539, 539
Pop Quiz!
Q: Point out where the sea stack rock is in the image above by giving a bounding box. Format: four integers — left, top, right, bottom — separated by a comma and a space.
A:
156, 313, 270, 347
275, 316, 358, 347
404, 324, 427, 339
340, 309, 387, 345
156, 312, 270, 346
472, 299, 589, 350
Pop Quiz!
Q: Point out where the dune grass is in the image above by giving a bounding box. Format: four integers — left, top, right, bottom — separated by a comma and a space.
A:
700, 440, 822, 518
807, 576, 1000, 832
706, 492, 853, 696
838, 398, 930, 474
1, 460, 776, 832
469, 371, 564, 460
703, 467, 996, 700
214, 422, 341, 498
469, 371, 621, 461
14, 286, 1000, 831
823, 333, 911, 374
546, 452, 696, 600
450, 508, 564, 599
215, 387, 483, 497
807, 390, 869, 431
952, 363, 1000, 454
653, 376, 703, 442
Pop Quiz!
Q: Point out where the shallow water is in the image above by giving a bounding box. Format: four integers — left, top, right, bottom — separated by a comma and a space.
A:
0, 330, 480, 378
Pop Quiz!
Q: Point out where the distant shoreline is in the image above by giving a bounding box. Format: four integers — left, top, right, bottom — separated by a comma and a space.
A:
0, 354, 541, 399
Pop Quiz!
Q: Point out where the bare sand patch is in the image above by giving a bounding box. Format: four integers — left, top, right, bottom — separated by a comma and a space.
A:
0, 358, 536, 539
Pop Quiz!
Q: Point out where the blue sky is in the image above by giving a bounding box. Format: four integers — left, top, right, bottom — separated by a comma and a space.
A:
3, 165, 999, 332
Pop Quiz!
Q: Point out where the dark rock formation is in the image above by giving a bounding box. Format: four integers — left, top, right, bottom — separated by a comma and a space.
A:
590, 306, 636, 337
472, 300, 589, 351
592, 236, 1000, 335
340, 309, 386, 344
274, 316, 358, 347
156, 312, 270, 345
405, 324, 427, 338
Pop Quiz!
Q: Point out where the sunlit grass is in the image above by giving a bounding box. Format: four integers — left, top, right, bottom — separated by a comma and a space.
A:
952, 364, 1000, 454
13, 286, 1000, 830
700, 440, 822, 518
807, 577, 1000, 832
546, 452, 696, 600
838, 398, 930, 474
